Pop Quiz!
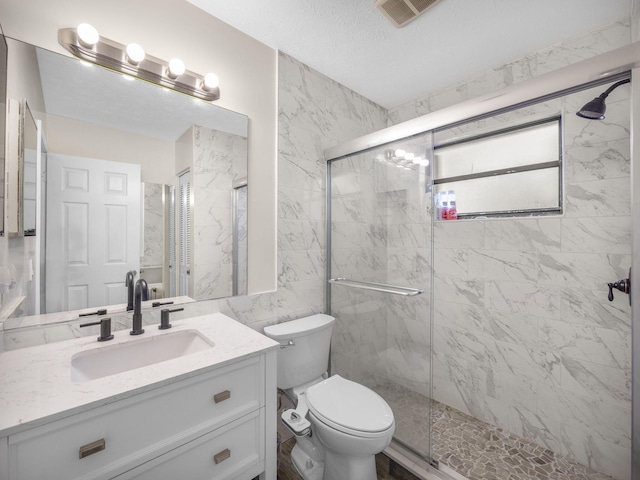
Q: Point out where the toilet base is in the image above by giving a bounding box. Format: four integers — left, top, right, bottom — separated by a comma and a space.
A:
322, 448, 377, 480
291, 437, 324, 480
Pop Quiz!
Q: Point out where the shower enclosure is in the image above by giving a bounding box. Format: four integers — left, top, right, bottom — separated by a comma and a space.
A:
326, 47, 637, 480
326, 132, 435, 461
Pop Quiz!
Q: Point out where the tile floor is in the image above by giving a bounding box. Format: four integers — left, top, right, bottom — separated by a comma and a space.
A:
277, 436, 419, 480
276, 384, 617, 480
372, 383, 616, 480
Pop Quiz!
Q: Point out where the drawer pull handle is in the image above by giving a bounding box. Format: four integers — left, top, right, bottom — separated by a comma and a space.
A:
213, 448, 231, 464
214, 390, 231, 403
79, 439, 105, 459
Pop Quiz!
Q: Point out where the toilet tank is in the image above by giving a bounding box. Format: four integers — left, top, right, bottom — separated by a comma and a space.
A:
263, 314, 335, 390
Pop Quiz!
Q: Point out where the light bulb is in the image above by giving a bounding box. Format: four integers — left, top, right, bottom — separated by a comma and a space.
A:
168, 58, 186, 78
203, 73, 219, 90
412, 156, 422, 164
126, 43, 145, 64
77, 23, 99, 48
404, 152, 414, 161
420, 158, 430, 166
394, 149, 406, 158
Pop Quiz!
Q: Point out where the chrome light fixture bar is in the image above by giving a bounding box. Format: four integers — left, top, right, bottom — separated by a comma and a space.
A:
58, 25, 220, 102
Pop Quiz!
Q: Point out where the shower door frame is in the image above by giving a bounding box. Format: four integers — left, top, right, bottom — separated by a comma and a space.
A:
324, 41, 640, 479
325, 136, 436, 464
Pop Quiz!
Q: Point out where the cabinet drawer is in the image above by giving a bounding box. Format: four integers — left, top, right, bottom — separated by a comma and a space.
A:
116, 409, 264, 480
8, 356, 263, 480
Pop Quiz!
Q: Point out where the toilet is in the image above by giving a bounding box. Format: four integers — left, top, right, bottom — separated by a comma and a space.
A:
264, 314, 395, 480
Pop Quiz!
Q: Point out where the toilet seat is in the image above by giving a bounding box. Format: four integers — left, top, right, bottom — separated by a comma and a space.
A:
306, 375, 394, 438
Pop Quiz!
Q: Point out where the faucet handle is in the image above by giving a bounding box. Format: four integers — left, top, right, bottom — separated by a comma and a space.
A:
80, 317, 114, 342
152, 300, 174, 308
159, 308, 184, 330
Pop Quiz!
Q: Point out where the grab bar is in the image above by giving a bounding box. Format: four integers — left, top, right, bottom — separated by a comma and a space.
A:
328, 278, 424, 296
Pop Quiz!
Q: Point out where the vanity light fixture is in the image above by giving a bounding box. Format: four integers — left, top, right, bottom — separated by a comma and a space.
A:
384, 149, 430, 170
76, 23, 99, 48
168, 58, 186, 78
125, 42, 145, 65
203, 73, 220, 91
58, 24, 220, 101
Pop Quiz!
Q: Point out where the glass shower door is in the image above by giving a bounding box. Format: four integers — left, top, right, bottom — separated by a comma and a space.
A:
327, 132, 434, 461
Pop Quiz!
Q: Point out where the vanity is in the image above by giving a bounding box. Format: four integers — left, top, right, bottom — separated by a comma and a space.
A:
0, 313, 278, 480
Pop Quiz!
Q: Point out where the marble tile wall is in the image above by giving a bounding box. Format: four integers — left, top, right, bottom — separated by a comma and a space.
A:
217, 52, 388, 329
192, 125, 247, 300
0, 235, 37, 334
388, 20, 631, 126
328, 141, 432, 397
429, 65, 632, 480
141, 182, 164, 271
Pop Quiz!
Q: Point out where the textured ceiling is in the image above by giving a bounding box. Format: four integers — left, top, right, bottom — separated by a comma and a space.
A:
37, 47, 248, 141
187, 0, 630, 109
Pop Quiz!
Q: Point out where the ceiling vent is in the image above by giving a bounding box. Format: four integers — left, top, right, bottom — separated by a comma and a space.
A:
375, 0, 441, 28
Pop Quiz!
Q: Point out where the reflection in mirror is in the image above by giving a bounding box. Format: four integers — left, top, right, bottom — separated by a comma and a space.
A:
21, 101, 37, 236
233, 179, 248, 296
0, 31, 6, 236
5, 38, 249, 319
140, 182, 175, 300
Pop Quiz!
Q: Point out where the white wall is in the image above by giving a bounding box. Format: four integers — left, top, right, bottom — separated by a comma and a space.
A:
5, 39, 45, 121
0, 0, 278, 294
46, 115, 175, 185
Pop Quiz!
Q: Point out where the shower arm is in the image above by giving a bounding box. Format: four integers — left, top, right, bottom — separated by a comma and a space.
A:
597, 78, 630, 101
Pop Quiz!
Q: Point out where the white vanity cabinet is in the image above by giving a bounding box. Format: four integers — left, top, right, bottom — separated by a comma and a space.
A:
3, 353, 276, 480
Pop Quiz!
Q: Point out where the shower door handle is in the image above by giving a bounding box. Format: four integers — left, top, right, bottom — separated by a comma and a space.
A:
328, 278, 424, 296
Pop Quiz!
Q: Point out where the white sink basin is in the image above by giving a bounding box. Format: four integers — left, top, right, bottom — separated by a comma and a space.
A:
71, 329, 214, 383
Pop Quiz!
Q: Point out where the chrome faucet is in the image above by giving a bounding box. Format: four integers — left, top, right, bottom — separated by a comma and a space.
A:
130, 278, 149, 335
125, 270, 137, 312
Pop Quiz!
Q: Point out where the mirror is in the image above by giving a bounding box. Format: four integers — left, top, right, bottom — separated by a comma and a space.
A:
6, 38, 249, 318
0, 30, 6, 236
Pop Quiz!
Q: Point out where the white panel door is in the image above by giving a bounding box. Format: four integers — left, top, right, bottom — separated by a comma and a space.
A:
46, 154, 140, 313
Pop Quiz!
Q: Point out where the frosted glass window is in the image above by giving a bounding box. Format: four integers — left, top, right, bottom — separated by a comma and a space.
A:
434, 117, 561, 217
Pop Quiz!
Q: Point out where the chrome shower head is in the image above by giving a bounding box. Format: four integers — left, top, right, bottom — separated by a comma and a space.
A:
576, 78, 630, 120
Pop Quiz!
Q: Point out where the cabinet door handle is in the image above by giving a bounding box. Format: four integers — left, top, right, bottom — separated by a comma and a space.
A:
213, 448, 231, 464
79, 438, 106, 459
213, 390, 231, 403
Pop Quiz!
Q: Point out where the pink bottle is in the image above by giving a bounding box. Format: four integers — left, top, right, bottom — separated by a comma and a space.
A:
440, 191, 449, 220
446, 190, 457, 220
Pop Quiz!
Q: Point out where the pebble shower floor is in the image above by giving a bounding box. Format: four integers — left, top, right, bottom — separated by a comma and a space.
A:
374, 382, 616, 480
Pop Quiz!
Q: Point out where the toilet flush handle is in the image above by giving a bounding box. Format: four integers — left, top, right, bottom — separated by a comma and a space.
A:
280, 339, 295, 349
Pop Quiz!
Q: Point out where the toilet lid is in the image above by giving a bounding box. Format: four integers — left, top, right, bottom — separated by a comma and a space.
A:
306, 375, 394, 435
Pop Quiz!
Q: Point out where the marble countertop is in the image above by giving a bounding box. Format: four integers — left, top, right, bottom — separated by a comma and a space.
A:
0, 313, 279, 437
